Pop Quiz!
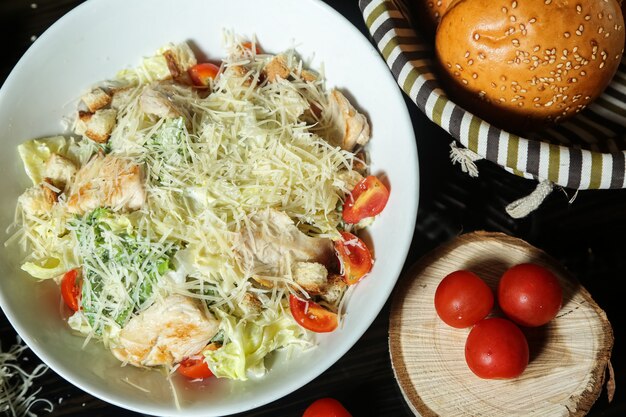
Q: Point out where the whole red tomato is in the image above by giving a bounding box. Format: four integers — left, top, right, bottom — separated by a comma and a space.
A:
498, 263, 562, 327
465, 317, 529, 379
303, 397, 352, 417
434, 270, 494, 328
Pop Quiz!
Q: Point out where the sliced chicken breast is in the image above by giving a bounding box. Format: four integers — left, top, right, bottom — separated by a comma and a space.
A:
111, 294, 219, 367
67, 153, 145, 214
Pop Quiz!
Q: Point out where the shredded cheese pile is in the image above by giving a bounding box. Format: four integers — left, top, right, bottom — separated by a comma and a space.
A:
0, 338, 52, 417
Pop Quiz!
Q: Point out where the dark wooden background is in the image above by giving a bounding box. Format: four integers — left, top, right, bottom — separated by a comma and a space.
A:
1, 1, 625, 416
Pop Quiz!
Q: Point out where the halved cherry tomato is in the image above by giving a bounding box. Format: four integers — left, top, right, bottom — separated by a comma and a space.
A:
289, 295, 338, 333
342, 175, 390, 224
188, 62, 220, 87
303, 397, 352, 417
177, 356, 214, 380
334, 231, 373, 285
61, 268, 81, 311
241, 41, 262, 54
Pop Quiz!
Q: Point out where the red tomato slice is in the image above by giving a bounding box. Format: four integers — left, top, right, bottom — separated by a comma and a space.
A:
188, 63, 220, 87
334, 231, 373, 285
61, 269, 81, 311
303, 397, 352, 417
342, 175, 390, 224
289, 295, 338, 333
177, 356, 214, 380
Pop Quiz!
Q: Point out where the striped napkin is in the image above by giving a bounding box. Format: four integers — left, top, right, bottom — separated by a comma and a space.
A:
359, 0, 626, 192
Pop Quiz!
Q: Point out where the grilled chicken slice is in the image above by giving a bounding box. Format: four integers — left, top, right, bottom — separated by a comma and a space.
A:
67, 154, 145, 214
139, 86, 182, 119
236, 209, 334, 281
111, 295, 219, 367
325, 89, 370, 151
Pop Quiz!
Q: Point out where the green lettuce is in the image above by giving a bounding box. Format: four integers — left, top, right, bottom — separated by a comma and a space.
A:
204, 309, 310, 380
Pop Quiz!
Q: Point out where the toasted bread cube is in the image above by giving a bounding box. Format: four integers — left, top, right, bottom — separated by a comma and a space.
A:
75, 109, 117, 143
81, 88, 111, 112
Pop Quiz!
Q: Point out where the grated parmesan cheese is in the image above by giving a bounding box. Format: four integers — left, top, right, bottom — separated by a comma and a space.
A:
10, 32, 373, 380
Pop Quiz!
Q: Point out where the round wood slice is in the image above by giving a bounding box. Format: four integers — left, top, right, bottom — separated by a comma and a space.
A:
389, 231, 613, 417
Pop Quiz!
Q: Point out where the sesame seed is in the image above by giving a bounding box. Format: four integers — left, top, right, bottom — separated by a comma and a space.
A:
501, 85, 506, 91
576, 4, 582, 13
510, 15, 517, 22
456, 63, 463, 70
598, 27, 604, 34
499, 98, 506, 102
580, 70, 586, 76
545, 0, 551, 4
599, 62, 605, 68
533, 45, 540, 52
472, 73, 478, 79
605, 32, 610, 38
564, 32, 571, 38
520, 24, 526, 31
491, 82, 497, 88
545, 101, 554, 106
502, 6, 508, 12
468, 59, 474, 65
529, 18, 537, 24
584, 15, 591, 20
608, 13, 613, 20
598, 13, 604, 19
512, 39, 520, 46
512, 0, 518, 7
576, 30, 582, 36
462, 79, 468, 85
479, 53, 486, 59
464, 51, 470, 58
474, 33, 480, 40
454, 71, 460, 76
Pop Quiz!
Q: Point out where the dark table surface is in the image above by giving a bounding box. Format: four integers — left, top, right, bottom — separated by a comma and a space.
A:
1, 1, 625, 416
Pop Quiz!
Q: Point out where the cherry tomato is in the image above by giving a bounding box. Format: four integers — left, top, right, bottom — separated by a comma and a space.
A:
465, 317, 529, 379
289, 295, 338, 333
498, 263, 562, 327
188, 63, 220, 87
177, 356, 214, 379
241, 41, 262, 54
303, 397, 352, 417
61, 268, 81, 311
342, 175, 390, 224
334, 231, 373, 285
434, 270, 494, 328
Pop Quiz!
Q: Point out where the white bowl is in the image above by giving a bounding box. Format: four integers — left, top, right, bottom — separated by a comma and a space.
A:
0, 0, 419, 415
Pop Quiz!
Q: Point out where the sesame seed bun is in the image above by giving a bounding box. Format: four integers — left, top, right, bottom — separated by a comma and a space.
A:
435, 0, 625, 131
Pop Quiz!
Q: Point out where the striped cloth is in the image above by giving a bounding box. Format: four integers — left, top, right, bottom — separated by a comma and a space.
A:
359, 0, 626, 190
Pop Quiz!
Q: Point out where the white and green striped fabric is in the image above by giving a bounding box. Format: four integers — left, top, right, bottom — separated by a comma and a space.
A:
360, 0, 626, 190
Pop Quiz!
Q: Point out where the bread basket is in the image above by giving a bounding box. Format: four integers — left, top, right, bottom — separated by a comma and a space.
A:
359, 0, 626, 213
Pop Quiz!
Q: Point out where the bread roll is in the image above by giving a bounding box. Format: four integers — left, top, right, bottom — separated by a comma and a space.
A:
435, 0, 625, 131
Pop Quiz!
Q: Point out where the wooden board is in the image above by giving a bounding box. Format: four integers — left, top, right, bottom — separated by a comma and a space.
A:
389, 231, 613, 417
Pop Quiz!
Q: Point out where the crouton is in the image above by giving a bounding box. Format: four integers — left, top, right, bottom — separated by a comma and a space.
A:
240, 293, 263, 316
81, 88, 111, 112
18, 185, 54, 216
75, 109, 117, 143
263, 55, 290, 82
293, 262, 328, 295
44, 154, 77, 190
300, 70, 318, 82
319, 273, 347, 305
110, 86, 134, 110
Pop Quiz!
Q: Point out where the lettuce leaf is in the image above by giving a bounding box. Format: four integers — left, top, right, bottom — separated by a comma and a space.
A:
204, 309, 310, 380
